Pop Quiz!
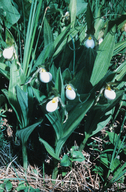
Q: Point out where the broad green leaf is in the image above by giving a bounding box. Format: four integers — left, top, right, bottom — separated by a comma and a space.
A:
0, 0, 20, 28
60, 154, 71, 167
16, 182, 26, 191
44, 17, 54, 57
70, 151, 85, 162
62, 68, 72, 83
46, 111, 63, 141
90, 25, 116, 86
0, 183, 4, 192
100, 153, 110, 168
107, 132, 123, 150
110, 158, 120, 173
69, 0, 77, 27
39, 137, 60, 160
55, 95, 94, 157
63, 95, 94, 137
5, 180, 13, 192
76, 0, 87, 16
16, 85, 28, 127
71, 67, 92, 94
90, 110, 113, 137
16, 119, 43, 144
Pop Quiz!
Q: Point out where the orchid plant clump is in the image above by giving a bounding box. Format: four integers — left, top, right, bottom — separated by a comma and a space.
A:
0, 0, 126, 189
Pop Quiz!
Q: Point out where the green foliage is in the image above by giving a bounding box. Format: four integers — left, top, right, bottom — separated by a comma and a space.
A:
0, 0, 126, 190
0, 0, 20, 28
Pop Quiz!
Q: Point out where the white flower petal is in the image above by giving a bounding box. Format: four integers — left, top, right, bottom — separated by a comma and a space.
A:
85, 38, 95, 49
46, 99, 58, 112
66, 89, 76, 100
3, 46, 14, 59
39, 72, 52, 83
104, 89, 116, 100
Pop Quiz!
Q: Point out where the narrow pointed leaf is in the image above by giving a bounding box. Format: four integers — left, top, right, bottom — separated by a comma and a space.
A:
39, 137, 60, 160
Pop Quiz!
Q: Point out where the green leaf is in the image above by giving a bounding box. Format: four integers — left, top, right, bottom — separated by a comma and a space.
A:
0, 63, 10, 80
55, 95, 94, 157
32, 87, 46, 103
110, 158, 120, 173
0, 183, 4, 192
39, 137, 60, 160
76, 0, 87, 16
86, 3, 95, 35
100, 153, 110, 168
62, 68, 72, 83
60, 154, 71, 167
5, 180, 12, 192
46, 111, 63, 140
43, 17, 54, 57
55, 68, 65, 103
16, 86, 28, 127
53, 25, 81, 57
16, 119, 43, 144
69, 0, 77, 27
0, 0, 20, 28
90, 25, 116, 86
16, 182, 26, 191
70, 151, 85, 162
107, 132, 123, 150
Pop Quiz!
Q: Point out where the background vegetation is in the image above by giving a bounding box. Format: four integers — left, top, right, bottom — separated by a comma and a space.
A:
0, 0, 126, 191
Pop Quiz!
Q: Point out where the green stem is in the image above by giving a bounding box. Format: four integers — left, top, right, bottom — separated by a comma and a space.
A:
22, 142, 28, 170
52, 160, 59, 184
79, 135, 89, 151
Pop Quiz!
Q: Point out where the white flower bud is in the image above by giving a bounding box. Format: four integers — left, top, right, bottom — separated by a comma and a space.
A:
46, 97, 58, 112
39, 68, 52, 83
3, 46, 14, 59
85, 36, 95, 49
66, 85, 76, 100
99, 38, 103, 44
104, 86, 116, 100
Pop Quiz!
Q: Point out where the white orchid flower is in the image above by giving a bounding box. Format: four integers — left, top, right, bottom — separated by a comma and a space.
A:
104, 86, 116, 100
46, 97, 59, 112
66, 85, 76, 100
3, 46, 14, 59
39, 68, 52, 83
85, 36, 95, 49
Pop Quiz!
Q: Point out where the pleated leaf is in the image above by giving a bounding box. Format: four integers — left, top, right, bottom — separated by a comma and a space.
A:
43, 17, 54, 57
16, 119, 43, 144
69, 0, 77, 27
90, 25, 116, 86
16, 85, 29, 128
